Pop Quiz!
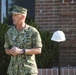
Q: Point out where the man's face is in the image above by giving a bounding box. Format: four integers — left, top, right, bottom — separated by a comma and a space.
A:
12, 14, 23, 25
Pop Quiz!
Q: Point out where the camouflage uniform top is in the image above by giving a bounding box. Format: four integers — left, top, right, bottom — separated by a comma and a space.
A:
4, 24, 42, 75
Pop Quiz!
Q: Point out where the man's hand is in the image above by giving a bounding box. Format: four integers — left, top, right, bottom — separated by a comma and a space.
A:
11, 47, 23, 56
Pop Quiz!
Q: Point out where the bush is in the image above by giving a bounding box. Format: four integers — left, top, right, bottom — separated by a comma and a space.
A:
0, 23, 10, 75
29, 21, 58, 68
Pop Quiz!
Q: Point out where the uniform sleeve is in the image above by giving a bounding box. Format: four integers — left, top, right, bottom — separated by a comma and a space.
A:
4, 34, 10, 49
32, 30, 42, 48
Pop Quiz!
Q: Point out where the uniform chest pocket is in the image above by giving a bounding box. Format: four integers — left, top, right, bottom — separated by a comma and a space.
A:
23, 36, 32, 47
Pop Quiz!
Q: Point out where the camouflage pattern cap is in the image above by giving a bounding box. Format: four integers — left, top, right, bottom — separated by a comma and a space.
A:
11, 5, 28, 14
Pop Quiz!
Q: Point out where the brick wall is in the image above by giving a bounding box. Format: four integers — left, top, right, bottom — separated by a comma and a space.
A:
35, 0, 76, 66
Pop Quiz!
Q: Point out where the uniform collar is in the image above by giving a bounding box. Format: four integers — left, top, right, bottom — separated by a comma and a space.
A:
14, 24, 29, 34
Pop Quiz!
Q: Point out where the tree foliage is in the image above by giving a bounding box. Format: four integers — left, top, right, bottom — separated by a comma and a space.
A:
0, 23, 10, 75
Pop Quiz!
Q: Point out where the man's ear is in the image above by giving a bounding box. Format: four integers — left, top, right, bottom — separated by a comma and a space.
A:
22, 15, 26, 20
20, 15, 25, 20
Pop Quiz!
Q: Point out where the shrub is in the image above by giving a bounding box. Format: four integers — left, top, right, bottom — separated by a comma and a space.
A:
0, 23, 10, 75
29, 21, 58, 68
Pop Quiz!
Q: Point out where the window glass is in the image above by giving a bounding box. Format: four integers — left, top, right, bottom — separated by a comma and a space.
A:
15, 0, 35, 21
7, 0, 35, 24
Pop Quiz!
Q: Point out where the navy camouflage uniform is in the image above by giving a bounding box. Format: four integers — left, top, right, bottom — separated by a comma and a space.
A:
4, 24, 42, 75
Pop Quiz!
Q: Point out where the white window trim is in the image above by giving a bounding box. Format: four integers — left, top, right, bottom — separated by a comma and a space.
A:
1, 0, 6, 23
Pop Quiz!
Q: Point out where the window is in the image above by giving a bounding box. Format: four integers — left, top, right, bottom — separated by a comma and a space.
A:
15, 0, 35, 22
7, 0, 35, 24
8, 0, 14, 14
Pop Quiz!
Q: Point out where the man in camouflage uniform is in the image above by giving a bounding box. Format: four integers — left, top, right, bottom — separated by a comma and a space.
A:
4, 5, 42, 75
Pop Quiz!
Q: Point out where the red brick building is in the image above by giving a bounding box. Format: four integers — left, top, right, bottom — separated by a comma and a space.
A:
1, 0, 76, 67
35, 0, 76, 67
